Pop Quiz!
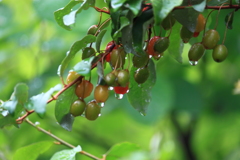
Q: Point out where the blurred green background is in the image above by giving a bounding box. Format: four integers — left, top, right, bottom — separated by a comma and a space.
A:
1, 0, 240, 160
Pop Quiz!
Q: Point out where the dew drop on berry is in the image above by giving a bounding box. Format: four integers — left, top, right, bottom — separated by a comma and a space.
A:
108, 86, 114, 90
115, 93, 124, 100
100, 102, 105, 107
189, 61, 198, 66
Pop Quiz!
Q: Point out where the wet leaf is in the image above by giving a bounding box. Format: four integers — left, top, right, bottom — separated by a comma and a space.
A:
51, 145, 81, 160
192, 0, 206, 12
73, 57, 94, 77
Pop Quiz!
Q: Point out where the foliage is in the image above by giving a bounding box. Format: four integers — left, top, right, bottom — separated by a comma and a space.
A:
0, 0, 240, 160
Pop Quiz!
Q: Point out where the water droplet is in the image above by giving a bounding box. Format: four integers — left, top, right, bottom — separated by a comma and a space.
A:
35, 122, 40, 126
100, 102, 105, 107
109, 86, 114, 90
98, 113, 101, 117
140, 112, 146, 116
189, 61, 198, 66
115, 93, 124, 100
138, 84, 142, 87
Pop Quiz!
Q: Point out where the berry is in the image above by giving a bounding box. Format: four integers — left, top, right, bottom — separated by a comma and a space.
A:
114, 85, 129, 94
82, 47, 95, 60
105, 41, 117, 62
147, 36, 160, 56
195, 14, 205, 33
110, 48, 126, 69
87, 25, 98, 35
134, 67, 149, 84
202, 29, 220, 49
75, 80, 93, 99
66, 71, 80, 84
70, 99, 86, 117
180, 26, 193, 43
154, 37, 170, 53
161, 14, 176, 30
94, 85, 109, 103
117, 69, 130, 87
188, 42, 205, 61
104, 72, 117, 86
193, 32, 200, 37
132, 54, 149, 68
85, 101, 101, 121
212, 44, 228, 62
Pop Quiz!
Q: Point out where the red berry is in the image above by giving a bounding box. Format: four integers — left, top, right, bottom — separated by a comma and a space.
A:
114, 85, 129, 94
147, 36, 160, 56
193, 32, 200, 37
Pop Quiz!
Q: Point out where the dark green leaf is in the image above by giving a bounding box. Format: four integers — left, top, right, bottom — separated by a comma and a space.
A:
150, 0, 183, 25
96, 29, 107, 52
167, 22, 184, 63
55, 85, 77, 131
57, 35, 96, 79
225, 11, 234, 30
127, 59, 156, 115
98, 18, 111, 31
192, 0, 206, 12
13, 141, 53, 160
110, 0, 127, 12
106, 142, 140, 160
50, 145, 81, 160
126, 0, 142, 16
27, 84, 62, 118
113, 17, 130, 40
172, 8, 199, 32
73, 57, 94, 77
207, 0, 228, 6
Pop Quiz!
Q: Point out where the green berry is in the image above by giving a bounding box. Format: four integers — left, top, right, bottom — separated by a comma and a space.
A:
212, 44, 228, 62
105, 72, 117, 86
188, 42, 205, 61
202, 29, 220, 49
117, 69, 130, 87
110, 48, 126, 69
134, 67, 149, 84
154, 37, 170, 53
70, 99, 86, 117
87, 25, 98, 35
132, 54, 149, 68
85, 101, 101, 121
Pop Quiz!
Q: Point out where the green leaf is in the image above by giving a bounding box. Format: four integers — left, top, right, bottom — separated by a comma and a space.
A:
98, 18, 111, 31
167, 22, 184, 63
96, 29, 107, 52
192, 0, 206, 12
0, 113, 17, 128
73, 57, 94, 77
127, 59, 156, 115
27, 84, 62, 118
126, 0, 142, 16
172, 8, 199, 32
106, 142, 140, 160
207, 0, 228, 6
51, 145, 81, 160
225, 11, 234, 30
13, 141, 53, 160
111, 0, 127, 12
57, 35, 96, 78
55, 85, 77, 131
54, 0, 81, 30
150, 0, 183, 25
113, 16, 130, 40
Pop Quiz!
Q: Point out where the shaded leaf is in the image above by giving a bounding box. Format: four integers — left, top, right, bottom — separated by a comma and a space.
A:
207, 0, 228, 6
96, 29, 107, 52
192, 0, 206, 12
55, 85, 77, 131
73, 57, 94, 77
150, 0, 183, 25
57, 35, 96, 78
167, 22, 184, 63
0, 114, 17, 128
13, 141, 53, 160
113, 16, 130, 40
27, 84, 62, 118
225, 11, 234, 30
106, 142, 140, 160
127, 59, 156, 115
51, 145, 81, 160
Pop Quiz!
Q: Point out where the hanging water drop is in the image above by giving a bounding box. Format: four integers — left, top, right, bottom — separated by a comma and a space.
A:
100, 102, 105, 107
115, 93, 124, 100
189, 61, 198, 66
108, 86, 114, 90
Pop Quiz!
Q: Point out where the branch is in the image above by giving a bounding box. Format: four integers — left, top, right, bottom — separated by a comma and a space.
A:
25, 119, 104, 160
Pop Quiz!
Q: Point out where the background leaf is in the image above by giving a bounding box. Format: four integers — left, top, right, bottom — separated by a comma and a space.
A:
13, 141, 53, 160
127, 59, 156, 115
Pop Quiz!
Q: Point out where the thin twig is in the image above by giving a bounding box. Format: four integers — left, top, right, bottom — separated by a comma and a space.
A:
25, 119, 104, 160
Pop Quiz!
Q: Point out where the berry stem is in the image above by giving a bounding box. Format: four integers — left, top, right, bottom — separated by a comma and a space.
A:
25, 119, 103, 160
202, 9, 216, 42
214, 3, 228, 30
222, 11, 234, 44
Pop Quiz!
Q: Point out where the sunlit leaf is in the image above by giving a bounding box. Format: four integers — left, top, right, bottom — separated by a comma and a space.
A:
126, 0, 142, 16
73, 57, 94, 77
27, 84, 62, 118
110, 0, 127, 12
192, 0, 206, 12
57, 35, 96, 79
96, 29, 107, 52
106, 142, 140, 160
127, 59, 156, 115
50, 145, 81, 160
225, 11, 234, 30
150, 0, 183, 25
167, 22, 184, 63
13, 141, 53, 160
55, 85, 77, 131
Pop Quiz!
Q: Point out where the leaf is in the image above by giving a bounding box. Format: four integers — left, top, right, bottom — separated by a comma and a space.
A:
54, 0, 95, 30
27, 84, 62, 118
113, 16, 130, 40
207, 0, 228, 6
172, 8, 199, 32
225, 11, 234, 30
13, 141, 53, 160
167, 22, 184, 63
150, 0, 183, 25
106, 142, 140, 160
110, 0, 127, 12
57, 35, 96, 78
96, 29, 107, 52
126, 0, 142, 16
192, 0, 206, 12
51, 145, 81, 160
0, 114, 17, 128
127, 59, 156, 115
55, 85, 77, 131
73, 57, 94, 77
